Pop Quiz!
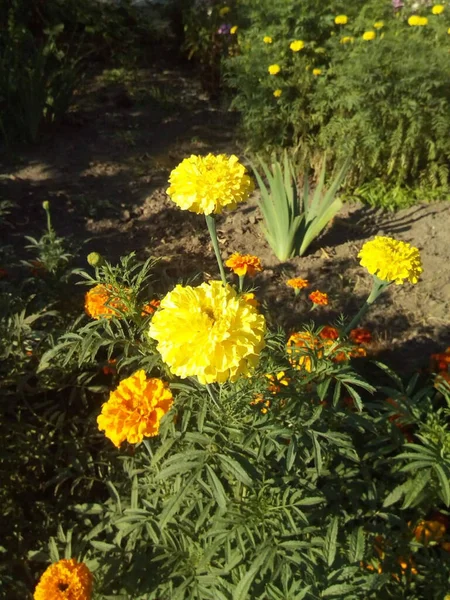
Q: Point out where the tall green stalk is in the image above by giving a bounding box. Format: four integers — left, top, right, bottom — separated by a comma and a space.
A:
343, 276, 390, 336
205, 214, 227, 286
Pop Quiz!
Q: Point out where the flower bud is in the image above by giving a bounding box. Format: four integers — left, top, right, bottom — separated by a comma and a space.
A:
87, 252, 104, 267
42, 200, 50, 211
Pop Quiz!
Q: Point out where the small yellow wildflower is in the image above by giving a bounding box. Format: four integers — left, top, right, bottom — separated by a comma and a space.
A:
409, 15, 428, 26
230, 25, 238, 34
432, 4, 445, 15
358, 236, 423, 284
312, 68, 322, 76
263, 36, 273, 44
374, 21, 384, 29
290, 40, 304, 52
273, 89, 282, 97
363, 31, 376, 41
340, 36, 354, 44
219, 6, 230, 16
335, 15, 348, 25
268, 64, 281, 75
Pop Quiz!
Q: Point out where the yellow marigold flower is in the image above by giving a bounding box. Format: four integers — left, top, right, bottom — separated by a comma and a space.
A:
34, 558, 93, 600
363, 31, 376, 40
166, 154, 254, 215
358, 236, 423, 284
340, 36, 355, 44
432, 4, 445, 15
85, 284, 127, 320
286, 277, 309, 289
219, 6, 230, 16
335, 15, 348, 25
149, 281, 266, 384
230, 25, 238, 34
374, 21, 384, 29
309, 290, 328, 305
266, 371, 290, 393
241, 292, 260, 308
97, 370, 173, 447
287, 332, 318, 372
263, 36, 273, 44
273, 88, 282, 97
268, 64, 281, 75
290, 40, 304, 52
225, 252, 262, 277
312, 68, 322, 76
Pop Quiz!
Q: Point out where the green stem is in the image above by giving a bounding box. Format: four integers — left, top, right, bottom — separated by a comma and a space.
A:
238, 274, 245, 293
205, 214, 227, 286
343, 276, 390, 336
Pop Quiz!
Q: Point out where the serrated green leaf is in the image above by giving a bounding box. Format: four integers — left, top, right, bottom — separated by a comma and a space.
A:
324, 516, 339, 566
205, 464, 228, 510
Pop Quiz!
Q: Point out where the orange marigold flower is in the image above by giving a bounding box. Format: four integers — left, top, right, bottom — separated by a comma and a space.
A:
286, 277, 309, 290
287, 331, 319, 372
85, 284, 127, 320
430, 347, 450, 373
141, 298, 161, 316
319, 326, 339, 340
225, 253, 263, 277
102, 358, 117, 376
413, 520, 446, 545
34, 558, 93, 600
97, 370, 173, 447
250, 393, 271, 414
309, 290, 328, 305
349, 327, 372, 344
349, 346, 367, 358
241, 292, 260, 308
265, 371, 289, 393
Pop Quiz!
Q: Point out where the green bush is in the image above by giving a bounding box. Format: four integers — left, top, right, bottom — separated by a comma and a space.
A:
224, 0, 450, 191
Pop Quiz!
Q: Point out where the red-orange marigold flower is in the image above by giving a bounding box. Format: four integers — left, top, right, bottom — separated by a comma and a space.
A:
350, 328, 372, 344
309, 290, 328, 305
141, 298, 161, 316
85, 284, 127, 320
225, 253, 263, 277
286, 277, 309, 290
319, 326, 339, 340
413, 520, 446, 545
34, 558, 93, 600
430, 347, 450, 373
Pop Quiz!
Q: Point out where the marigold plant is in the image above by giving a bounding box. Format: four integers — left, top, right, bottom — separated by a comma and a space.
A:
358, 236, 423, 284
34, 558, 93, 600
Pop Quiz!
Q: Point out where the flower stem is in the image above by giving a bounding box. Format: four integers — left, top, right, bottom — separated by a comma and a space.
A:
205, 214, 227, 286
238, 274, 245, 292
343, 276, 390, 336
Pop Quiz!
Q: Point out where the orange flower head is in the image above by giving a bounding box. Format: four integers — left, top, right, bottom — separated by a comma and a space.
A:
413, 520, 446, 545
34, 558, 93, 600
102, 358, 117, 376
265, 371, 290, 394
319, 326, 339, 341
349, 327, 372, 344
141, 298, 161, 316
250, 393, 271, 414
85, 284, 127, 320
430, 347, 450, 373
287, 331, 319, 371
349, 346, 367, 359
97, 370, 173, 447
225, 253, 263, 277
309, 290, 328, 305
286, 277, 309, 290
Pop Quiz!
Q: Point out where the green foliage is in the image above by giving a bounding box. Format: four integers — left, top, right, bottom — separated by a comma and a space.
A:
223, 0, 450, 194
251, 153, 347, 260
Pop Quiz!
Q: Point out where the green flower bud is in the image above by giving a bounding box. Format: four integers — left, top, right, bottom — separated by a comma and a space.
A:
42, 200, 50, 211
87, 252, 104, 267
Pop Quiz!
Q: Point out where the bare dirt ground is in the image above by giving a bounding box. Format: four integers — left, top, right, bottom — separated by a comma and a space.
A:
1, 60, 449, 373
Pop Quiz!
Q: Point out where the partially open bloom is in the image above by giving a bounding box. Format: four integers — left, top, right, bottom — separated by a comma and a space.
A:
149, 281, 266, 384
350, 327, 372, 344
320, 326, 339, 341
166, 154, 254, 215
34, 558, 93, 600
268, 64, 281, 75
358, 236, 422, 284
273, 89, 282, 97
309, 290, 328, 305
290, 40, 304, 52
363, 31, 376, 40
141, 299, 161, 316
286, 277, 309, 290
335, 15, 348, 24
374, 21, 384, 29
85, 284, 127, 319
263, 36, 273, 44
226, 253, 263, 277
413, 520, 446, 545
97, 370, 173, 447
432, 5, 444, 15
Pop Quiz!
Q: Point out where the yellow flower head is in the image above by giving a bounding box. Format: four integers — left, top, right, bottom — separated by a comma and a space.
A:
230, 25, 238, 34
363, 31, 376, 40
273, 88, 282, 97
448, 27, 450, 33
166, 154, 254, 215
149, 281, 266, 384
263, 36, 273, 44
290, 40, 304, 52
340, 36, 355, 44
219, 6, 230, 16
286, 277, 309, 289
241, 292, 260, 308
265, 371, 290, 394
268, 64, 281, 75
335, 15, 348, 25
374, 21, 384, 29
432, 4, 445, 15
85, 284, 127, 320
409, 15, 428, 26
358, 236, 423, 284
312, 68, 322, 76
34, 558, 93, 600
97, 371, 173, 447
225, 252, 263, 277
